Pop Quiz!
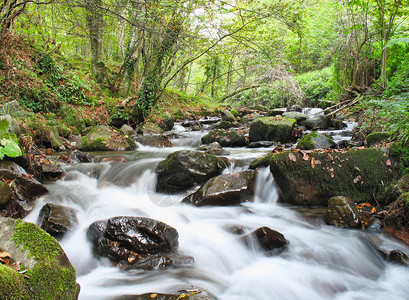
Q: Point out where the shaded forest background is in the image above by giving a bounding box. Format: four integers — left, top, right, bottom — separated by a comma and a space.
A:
0, 0, 408, 142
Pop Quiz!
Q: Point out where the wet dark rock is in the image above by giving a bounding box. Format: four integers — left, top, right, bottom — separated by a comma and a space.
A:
361, 235, 409, 265
296, 131, 336, 150
158, 113, 175, 132
268, 108, 287, 116
0, 181, 13, 208
244, 227, 288, 255
383, 193, 409, 244
201, 129, 247, 147
246, 141, 274, 148
135, 135, 173, 148
325, 196, 362, 228
38, 203, 79, 239
182, 170, 257, 206
182, 120, 200, 127
87, 216, 181, 270
0, 163, 48, 201
0, 114, 21, 136
71, 150, 93, 163
197, 142, 230, 155
156, 150, 226, 192
249, 116, 296, 143
2, 198, 34, 219
39, 162, 64, 180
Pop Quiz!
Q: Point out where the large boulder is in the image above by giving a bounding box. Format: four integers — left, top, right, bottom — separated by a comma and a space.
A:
270, 149, 398, 206
87, 216, 190, 270
38, 203, 79, 240
325, 196, 362, 228
197, 142, 230, 155
0, 115, 21, 137
156, 150, 226, 192
182, 170, 257, 206
135, 135, 173, 148
201, 129, 247, 147
296, 131, 336, 150
80, 125, 136, 151
0, 217, 79, 299
282, 112, 307, 123
249, 116, 296, 143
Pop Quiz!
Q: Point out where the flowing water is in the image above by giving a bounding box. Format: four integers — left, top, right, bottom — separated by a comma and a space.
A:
24, 120, 409, 300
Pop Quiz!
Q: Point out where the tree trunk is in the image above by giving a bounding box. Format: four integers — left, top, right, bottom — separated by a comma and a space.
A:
85, 0, 105, 84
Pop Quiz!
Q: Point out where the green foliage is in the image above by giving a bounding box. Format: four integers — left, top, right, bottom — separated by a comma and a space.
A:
0, 119, 22, 160
384, 54, 409, 98
295, 67, 334, 107
390, 141, 409, 175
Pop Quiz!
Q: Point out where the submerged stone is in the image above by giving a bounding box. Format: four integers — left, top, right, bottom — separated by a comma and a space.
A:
244, 226, 288, 255
38, 203, 79, 240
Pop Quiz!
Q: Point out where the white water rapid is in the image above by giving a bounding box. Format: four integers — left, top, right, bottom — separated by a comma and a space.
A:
24, 125, 409, 300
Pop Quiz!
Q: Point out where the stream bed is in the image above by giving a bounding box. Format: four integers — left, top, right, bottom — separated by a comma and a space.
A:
24, 121, 409, 300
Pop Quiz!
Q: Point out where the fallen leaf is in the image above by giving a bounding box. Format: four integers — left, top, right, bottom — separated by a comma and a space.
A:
0, 251, 11, 265
311, 157, 316, 168
330, 172, 334, 178
386, 159, 392, 166
289, 153, 297, 162
315, 159, 322, 165
353, 175, 362, 184
10, 261, 20, 271
371, 207, 377, 214
355, 167, 361, 172
328, 154, 334, 161
150, 294, 158, 298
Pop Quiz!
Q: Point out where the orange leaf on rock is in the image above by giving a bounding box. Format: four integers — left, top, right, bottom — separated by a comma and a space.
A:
289, 153, 297, 162
386, 159, 392, 166
311, 157, 316, 168
0, 251, 11, 265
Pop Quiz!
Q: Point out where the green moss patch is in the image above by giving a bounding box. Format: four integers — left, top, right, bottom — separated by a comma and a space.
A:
270, 148, 398, 206
366, 132, 391, 146
0, 218, 80, 300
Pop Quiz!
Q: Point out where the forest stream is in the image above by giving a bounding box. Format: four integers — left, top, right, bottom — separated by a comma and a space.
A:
23, 114, 409, 300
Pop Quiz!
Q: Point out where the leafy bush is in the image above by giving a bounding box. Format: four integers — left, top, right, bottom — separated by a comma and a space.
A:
295, 67, 333, 107
384, 54, 409, 98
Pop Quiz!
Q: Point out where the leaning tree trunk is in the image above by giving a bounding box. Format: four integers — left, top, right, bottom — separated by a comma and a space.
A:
85, 0, 106, 84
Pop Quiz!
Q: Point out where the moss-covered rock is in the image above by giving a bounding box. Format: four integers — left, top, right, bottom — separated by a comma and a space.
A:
201, 129, 247, 147
80, 125, 136, 151
216, 120, 237, 129
249, 153, 274, 169
249, 116, 296, 143
366, 132, 391, 146
270, 149, 398, 206
325, 196, 362, 228
156, 150, 227, 192
0, 217, 79, 299
142, 122, 163, 134
296, 131, 336, 150
390, 141, 409, 175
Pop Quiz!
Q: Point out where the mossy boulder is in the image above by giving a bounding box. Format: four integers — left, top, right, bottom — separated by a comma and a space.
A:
390, 141, 409, 175
249, 116, 296, 143
249, 153, 274, 169
282, 112, 307, 123
216, 120, 237, 129
0, 217, 79, 299
366, 132, 391, 146
156, 150, 226, 192
80, 125, 136, 151
270, 149, 398, 206
142, 122, 163, 134
325, 196, 362, 228
296, 131, 336, 150
201, 129, 247, 147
